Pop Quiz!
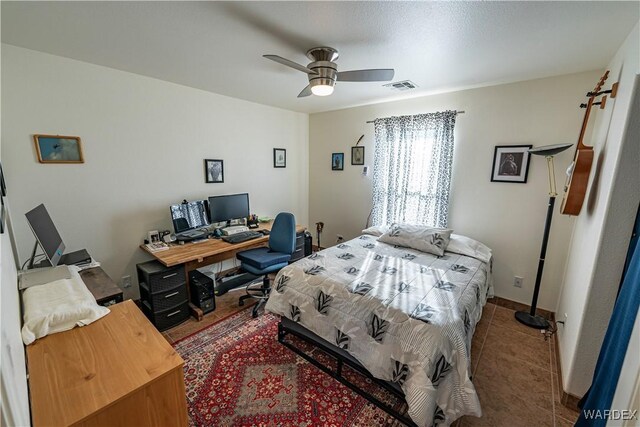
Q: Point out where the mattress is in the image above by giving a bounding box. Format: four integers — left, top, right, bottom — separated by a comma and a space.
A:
265, 234, 493, 426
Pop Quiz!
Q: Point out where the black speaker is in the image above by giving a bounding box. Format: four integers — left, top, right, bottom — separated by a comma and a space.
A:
189, 270, 216, 314
304, 231, 312, 256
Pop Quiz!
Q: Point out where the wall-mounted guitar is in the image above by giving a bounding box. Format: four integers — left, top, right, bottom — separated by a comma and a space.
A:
561, 71, 618, 215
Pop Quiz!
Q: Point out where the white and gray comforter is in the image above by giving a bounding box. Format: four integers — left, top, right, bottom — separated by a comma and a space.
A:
265, 234, 493, 427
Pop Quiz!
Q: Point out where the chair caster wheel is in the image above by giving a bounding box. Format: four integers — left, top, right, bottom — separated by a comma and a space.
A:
239, 301, 244, 306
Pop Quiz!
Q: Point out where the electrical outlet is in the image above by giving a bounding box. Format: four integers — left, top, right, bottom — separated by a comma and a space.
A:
121, 275, 132, 288
514, 276, 523, 288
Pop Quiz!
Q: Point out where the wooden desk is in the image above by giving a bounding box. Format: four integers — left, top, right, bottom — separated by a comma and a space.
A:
140, 223, 306, 320
27, 300, 188, 427
141, 223, 306, 270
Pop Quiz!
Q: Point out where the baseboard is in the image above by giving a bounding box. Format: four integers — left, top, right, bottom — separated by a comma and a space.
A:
487, 296, 554, 319
553, 329, 583, 412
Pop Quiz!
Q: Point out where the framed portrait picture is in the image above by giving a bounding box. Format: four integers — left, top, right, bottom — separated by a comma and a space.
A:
491, 145, 533, 183
33, 135, 84, 163
331, 153, 344, 171
205, 159, 224, 183
273, 148, 286, 168
351, 146, 365, 165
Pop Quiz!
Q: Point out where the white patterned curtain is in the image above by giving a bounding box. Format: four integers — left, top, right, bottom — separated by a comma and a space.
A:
371, 111, 457, 227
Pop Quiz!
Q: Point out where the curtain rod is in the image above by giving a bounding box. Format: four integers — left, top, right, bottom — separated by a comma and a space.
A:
366, 110, 465, 123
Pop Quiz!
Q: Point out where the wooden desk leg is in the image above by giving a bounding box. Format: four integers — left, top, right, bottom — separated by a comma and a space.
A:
189, 303, 204, 321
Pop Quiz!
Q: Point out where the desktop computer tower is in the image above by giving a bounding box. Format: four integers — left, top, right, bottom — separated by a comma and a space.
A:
188, 270, 216, 314
304, 231, 312, 256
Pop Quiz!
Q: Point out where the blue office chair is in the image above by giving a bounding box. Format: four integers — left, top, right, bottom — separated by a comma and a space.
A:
237, 212, 296, 317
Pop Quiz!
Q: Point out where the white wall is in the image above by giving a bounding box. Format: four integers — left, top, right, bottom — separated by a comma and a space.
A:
1, 28, 31, 425
0, 208, 31, 427
309, 70, 602, 311
1, 45, 309, 299
556, 22, 640, 397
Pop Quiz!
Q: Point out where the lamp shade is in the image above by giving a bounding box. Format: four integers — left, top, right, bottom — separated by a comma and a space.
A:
528, 143, 573, 156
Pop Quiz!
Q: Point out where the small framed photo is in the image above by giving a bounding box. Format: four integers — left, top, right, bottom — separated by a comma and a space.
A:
33, 135, 84, 163
147, 230, 160, 243
273, 148, 286, 168
332, 153, 344, 171
351, 146, 365, 165
205, 159, 224, 183
491, 145, 533, 183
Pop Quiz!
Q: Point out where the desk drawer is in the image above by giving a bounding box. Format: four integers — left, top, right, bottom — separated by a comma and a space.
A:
290, 247, 305, 263
137, 261, 186, 294
143, 301, 190, 332
150, 285, 188, 312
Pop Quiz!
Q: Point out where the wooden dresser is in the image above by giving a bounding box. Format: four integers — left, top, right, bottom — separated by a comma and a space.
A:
26, 300, 188, 427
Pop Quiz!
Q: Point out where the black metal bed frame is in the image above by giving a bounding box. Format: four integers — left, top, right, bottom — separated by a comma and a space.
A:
277, 318, 418, 427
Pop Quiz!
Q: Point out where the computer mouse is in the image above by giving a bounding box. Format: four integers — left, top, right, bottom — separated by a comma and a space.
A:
260, 229, 270, 235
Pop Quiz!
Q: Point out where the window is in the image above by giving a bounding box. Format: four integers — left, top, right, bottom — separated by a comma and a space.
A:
371, 111, 457, 227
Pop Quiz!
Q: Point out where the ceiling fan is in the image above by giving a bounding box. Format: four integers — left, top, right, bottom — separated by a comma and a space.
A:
264, 46, 395, 98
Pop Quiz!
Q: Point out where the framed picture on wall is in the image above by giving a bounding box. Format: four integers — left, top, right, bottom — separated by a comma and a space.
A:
33, 135, 84, 163
490, 145, 533, 183
273, 148, 286, 168
351, 146, 365, 165
331, 153, 344, 171
205, 159, 224, 183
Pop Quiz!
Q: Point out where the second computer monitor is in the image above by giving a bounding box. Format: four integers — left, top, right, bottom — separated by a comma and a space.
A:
208, 193, 249, 224
170, 200, 210, 233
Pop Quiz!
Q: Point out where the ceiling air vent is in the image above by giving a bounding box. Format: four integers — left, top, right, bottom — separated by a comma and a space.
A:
383, 80, 418, 91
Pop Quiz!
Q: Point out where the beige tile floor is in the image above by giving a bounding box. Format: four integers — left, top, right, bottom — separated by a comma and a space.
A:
164, 296, 579, 427
458, 303, 579, 427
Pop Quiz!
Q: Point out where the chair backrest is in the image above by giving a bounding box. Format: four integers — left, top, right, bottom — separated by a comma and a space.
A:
269, 212, 296, 254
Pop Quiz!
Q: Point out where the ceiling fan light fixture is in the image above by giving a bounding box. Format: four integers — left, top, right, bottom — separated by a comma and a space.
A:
311, 84, 334, 96
309, 77, 336, 96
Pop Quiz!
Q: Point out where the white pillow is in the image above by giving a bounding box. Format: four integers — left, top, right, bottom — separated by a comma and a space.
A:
446, 234, 492, 263
379, 223, 453, 256
22, 269, 110, 345
361, 225, 389, 237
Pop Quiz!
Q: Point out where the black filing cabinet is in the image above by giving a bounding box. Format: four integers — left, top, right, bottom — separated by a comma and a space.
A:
137, 260, 190, 331
290, 231, 309, 263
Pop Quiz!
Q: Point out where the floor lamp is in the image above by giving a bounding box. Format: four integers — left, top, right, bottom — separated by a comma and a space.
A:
515, 143, 573, 329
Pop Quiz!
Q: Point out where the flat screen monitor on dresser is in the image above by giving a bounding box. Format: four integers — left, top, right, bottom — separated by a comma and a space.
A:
208, 193, 250, 225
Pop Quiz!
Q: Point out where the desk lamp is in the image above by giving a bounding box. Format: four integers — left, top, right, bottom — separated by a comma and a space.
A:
515, 143, 573, 329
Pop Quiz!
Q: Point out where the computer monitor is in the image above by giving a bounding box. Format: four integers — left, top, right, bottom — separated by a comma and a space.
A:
25, 204, 66, 267
208, 193, 250, 224
170, 200, 210, 234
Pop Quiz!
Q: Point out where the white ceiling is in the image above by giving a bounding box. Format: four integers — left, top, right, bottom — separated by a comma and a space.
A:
2, 1, 638, 114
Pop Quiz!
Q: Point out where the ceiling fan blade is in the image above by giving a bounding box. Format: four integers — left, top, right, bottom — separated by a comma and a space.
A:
297, 85, 312, 98
337, 69, 395, 82
264, 55, 318, 75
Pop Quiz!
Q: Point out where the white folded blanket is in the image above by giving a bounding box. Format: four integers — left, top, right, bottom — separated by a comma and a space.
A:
22, 267, 110, 345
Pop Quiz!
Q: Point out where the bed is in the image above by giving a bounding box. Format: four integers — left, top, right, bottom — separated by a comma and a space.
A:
265, 229, 493, 427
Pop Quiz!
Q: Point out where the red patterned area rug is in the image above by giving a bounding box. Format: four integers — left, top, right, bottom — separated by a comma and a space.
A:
173, 309, 406, 426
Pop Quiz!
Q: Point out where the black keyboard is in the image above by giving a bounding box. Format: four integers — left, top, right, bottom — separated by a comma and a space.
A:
221, 231, 263, 244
